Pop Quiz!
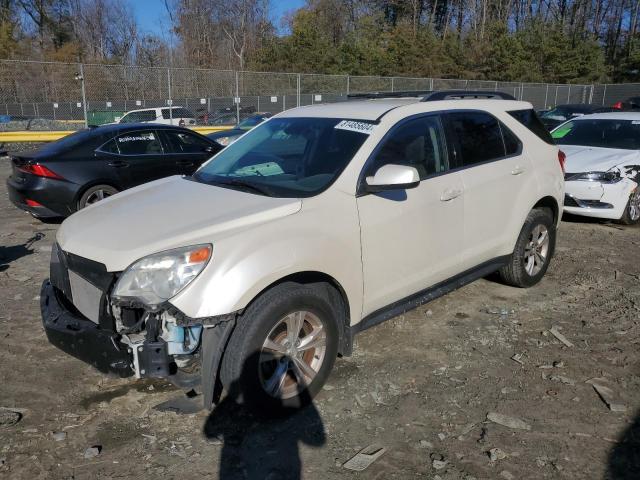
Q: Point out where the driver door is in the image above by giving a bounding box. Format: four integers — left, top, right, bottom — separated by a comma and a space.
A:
356, 114, 464, 316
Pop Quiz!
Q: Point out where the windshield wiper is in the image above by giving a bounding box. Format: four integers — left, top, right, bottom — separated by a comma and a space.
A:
214, 178, 273, 196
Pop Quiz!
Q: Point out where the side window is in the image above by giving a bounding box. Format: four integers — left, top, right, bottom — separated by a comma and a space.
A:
507, 109, 554, 144
99, 138, 119, 154
369, 115, 448, 180
446, 111, 505, 166
163, 131, 212, 153
116, 131, 163, 155
501, 123, 522, 156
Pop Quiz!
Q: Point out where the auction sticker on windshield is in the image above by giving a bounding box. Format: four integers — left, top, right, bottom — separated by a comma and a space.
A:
335, 120, 376, 135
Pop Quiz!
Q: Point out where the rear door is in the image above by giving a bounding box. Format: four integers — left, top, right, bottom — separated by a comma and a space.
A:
443, 110, 532, 269
108, 129, 173, 187
356, 114, 464, 316
158, 130, 219, 175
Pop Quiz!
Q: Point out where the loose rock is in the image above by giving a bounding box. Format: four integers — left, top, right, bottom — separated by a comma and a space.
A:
486, 412, 531, 431
0, 408, 22, 427
84, 446, 102, 459
549, 326, 574, 348
52, 431, 66, 442
489, 448, 507, 462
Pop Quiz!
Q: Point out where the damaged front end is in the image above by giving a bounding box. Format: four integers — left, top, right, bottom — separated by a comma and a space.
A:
41, 243, 236, 407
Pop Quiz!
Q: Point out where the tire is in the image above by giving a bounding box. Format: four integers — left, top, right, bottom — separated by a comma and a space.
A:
498, 208, 556, 288
619, 188, 640, 225
220, 282, 340, 415
77, 184, 118, 210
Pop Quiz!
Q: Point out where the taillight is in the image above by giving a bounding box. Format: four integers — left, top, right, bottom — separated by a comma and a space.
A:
558, 150, 566, 173
613, 101, 623, 109
25, 199, 43, 207
18, 164, 64, 180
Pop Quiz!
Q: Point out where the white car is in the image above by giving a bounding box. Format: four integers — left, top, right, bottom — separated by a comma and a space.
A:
115, 106, 196, 126
40, 91, 564, 413
553, 112, 640, 224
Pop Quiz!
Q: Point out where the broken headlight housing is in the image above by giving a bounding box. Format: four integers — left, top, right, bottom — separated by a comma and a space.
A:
112, 244, 212, 307
570, 171, 622, 183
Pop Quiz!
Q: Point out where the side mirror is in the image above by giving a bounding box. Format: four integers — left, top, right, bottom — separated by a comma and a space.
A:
365, 164, 420, 193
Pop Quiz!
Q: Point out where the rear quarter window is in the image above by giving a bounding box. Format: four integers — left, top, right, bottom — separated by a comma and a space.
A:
508, 109, 554, 144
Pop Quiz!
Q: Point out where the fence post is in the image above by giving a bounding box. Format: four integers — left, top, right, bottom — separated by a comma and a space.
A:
79, 63, 88, 128
588, 85, 594, 104
554, 85, 559, 105
544, 84, 549, 108
235, 71, 240, 124
346, 75, 350, 96
602, 84, 607, 105
391, 77, 394, 92
167, 67, 173, 125
519, 82, 524, 100
567, 84, 571, 103
430, 78, 434, 91
495, 81, 498, 91
297, 74, 301, 107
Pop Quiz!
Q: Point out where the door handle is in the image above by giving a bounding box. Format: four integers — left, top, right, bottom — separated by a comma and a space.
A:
176, 160, 194, 167
511, 166, 525, 175
107, 160, 129, 168
440, 188, 463, 202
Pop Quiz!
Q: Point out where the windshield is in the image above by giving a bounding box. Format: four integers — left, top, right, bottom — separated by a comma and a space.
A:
193, 117, 373, 197
552, 119, 640, 150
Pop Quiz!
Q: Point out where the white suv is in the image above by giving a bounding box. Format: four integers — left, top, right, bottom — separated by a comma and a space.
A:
41, 91, 564, 412
115, 106, 196, 126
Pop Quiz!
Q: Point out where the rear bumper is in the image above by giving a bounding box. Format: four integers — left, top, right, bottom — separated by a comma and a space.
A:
6, 176, 76, 218
40, 280, 134, 377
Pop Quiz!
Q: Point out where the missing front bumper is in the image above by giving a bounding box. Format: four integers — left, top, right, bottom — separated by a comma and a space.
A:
40, 280, 133, 377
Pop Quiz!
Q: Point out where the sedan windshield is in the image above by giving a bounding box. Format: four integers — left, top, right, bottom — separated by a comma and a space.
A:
193, 117, 373, 197
552, 119, 640, 150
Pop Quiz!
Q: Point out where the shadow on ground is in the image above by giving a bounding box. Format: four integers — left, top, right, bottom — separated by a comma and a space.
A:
0, 232, 44, 272
607, 409, 640, 479
203, 352, 326, 480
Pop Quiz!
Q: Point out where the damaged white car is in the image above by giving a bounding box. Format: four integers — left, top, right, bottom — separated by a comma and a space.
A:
553, 112, 640, 224
41, 91, 564, 413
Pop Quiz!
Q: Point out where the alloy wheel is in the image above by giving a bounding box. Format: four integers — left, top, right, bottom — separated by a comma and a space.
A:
524, 224, 550, 276
259, 311, 327, 399
629, 189, 640, 222
85, 189, 113, 205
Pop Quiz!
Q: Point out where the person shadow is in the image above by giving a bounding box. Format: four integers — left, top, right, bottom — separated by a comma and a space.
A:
203, 351, 326, 480
0, 232, 44, 272
607, 408, 640, 478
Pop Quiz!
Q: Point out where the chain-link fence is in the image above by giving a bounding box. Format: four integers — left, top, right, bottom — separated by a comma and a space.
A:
1, 59, 640, 129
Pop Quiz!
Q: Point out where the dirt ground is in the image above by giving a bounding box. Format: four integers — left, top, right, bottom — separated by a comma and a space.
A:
0, 152, 638, 480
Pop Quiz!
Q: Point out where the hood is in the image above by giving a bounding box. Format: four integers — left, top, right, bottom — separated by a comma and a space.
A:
560, 145, 640, 173
57, 176, 302, 271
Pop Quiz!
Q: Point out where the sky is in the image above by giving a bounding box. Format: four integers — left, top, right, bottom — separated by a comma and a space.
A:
126, 0, 306, 37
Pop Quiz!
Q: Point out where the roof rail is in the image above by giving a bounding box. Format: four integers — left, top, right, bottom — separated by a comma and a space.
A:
346, 89, 517, 101
421, 90, 516, 101
347, 91, 432, 99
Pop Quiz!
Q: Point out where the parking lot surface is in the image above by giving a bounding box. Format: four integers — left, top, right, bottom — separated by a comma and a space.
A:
0, 155, 638, 479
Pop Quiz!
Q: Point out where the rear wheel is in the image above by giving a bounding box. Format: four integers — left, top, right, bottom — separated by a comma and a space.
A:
499, 208, 556, 288
220, 282, 340, 414
619, 188, 640, 225
78, 184, 118, 210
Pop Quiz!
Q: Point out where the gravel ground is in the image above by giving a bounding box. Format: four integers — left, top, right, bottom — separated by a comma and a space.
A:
0, 154, 638, 480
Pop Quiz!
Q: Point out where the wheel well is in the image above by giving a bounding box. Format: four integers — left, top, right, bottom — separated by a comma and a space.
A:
533, 196, 560, 224
250, 271, 353, 356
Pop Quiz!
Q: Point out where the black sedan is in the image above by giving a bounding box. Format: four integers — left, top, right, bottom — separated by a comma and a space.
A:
539, 104, 600, 130
7, 123, 221, 218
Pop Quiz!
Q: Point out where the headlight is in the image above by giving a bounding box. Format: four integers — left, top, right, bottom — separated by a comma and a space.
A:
569, 171, 622, 183
112, 244, 212, 307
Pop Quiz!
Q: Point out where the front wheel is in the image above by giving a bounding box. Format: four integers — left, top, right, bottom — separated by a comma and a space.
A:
619, 188, 640, 225
220, 282, 340, 414
499, 208, 556, 288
